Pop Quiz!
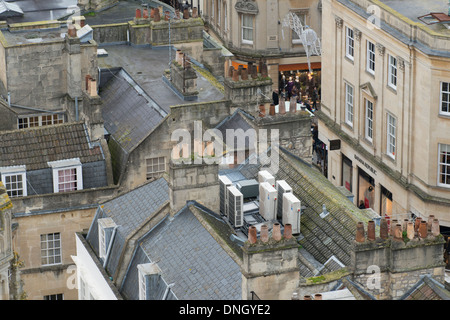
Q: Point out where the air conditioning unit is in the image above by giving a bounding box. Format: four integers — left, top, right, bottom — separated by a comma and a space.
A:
219, 175, 232, 217
259, 182, 277, 221
276, 180, 292, 219
258, 170, 275, 188
227, 186, 244, 228
236, 179, 259, 199
282, 192, 301, 235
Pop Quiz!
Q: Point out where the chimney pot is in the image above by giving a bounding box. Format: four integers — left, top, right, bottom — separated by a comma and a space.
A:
259, 104, 266, 117
418, 220, 428, 239
367, 220, 376, 241
291, 292, 300, 300
380, 218, 388, 239
260, 224, 269, 243
232, 69, 239, 81
356, 221, 365, 243
427, 215, 435, 231
402, 219, 409, 231
136, 8, 142, 19
414, 217, 422, 232
165, 11, 170, 21
228, 66, 235, 78
192, 7, 198, 18
241, 68, 248, 80
269, 104, 276, 116
432, 219, 440, 237
303, 295, 312, 300
248, 226, 257, 244
272, 223, 281, 241
68, 24, 77, 37
153, 9, 161, 22
89, 79, 97, 97
143, 8, 149, 19
407, 222, 415, 240
251, 65, 258, 79
393, 224, 403, 242
290, 96, 297, 113
183, 8, 190, 19
314, 294, 322, 300
284, 224, 292, 239
390, 219, 398, 236
150, 7, 155, 18
279, 99, 286, 114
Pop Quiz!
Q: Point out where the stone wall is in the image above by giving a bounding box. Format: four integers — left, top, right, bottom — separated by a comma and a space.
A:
13, 206, 97, 300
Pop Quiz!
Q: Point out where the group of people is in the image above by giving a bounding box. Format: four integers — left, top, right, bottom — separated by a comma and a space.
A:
272, 85, 320, 113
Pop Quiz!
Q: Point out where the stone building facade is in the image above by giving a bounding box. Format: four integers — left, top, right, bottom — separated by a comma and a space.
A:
317, 0, 450, 226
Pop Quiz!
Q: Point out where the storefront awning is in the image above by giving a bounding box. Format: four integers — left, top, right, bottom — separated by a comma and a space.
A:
279, 62, 321, 72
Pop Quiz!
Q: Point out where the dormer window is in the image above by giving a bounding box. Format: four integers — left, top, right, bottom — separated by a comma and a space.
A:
0, 165, 27, 198
137, 263, 162, 300
47, 158, 83, 193
97, 217, 117, 260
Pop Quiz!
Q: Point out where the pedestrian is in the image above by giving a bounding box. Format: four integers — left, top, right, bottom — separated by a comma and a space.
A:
272, 89, 279, 106
312, 86, 318, 110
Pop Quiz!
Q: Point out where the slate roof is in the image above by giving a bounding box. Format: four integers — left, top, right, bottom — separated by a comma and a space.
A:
215, 109, 255, 150
99, 68, 168, 153
87, 177, 170, 278
401, 275, 450, 300
137, 205, 241, 300
0, 0, 23, 17
0, 122, 103, 171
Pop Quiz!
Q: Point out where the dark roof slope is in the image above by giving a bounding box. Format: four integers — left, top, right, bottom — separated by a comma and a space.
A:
99, 68, 167, 153
138, 205, 241, 300
0, 122, 103, 170
401, 275, 450, 300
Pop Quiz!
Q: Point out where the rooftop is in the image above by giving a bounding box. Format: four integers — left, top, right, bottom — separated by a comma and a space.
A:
0, 122, 104, 170
379, 0, 450, 33
97, 45, 225, 114
1, 0, 77, 23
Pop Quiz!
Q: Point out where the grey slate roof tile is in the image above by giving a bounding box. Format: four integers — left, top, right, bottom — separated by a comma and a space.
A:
0, 122, 103, 170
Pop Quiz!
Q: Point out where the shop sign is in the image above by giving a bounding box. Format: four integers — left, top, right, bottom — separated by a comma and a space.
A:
354, 154, 377, 175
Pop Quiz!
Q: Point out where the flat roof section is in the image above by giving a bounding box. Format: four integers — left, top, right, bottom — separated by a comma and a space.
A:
380, 0, 450, 33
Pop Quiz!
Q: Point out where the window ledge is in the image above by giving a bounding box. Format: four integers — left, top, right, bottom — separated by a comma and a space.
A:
344, 55, 354, 65
387, 84, 397, 94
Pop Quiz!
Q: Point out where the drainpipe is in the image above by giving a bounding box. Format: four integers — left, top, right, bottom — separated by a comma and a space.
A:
103, 226, 118, 269
75, 96, 79, 121
7, 92, 10, 107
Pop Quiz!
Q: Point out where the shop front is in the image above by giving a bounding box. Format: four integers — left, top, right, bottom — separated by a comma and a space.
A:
278, 63, 321, 102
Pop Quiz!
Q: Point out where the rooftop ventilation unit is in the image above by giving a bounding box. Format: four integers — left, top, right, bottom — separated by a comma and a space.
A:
219, 175, 232, 216
276, 180, 292, 219
259, 182, 277, 221
227, 186, 244, 228
258, 170, 275, 188
282, 193, 301, 234
236, 179, 259, 199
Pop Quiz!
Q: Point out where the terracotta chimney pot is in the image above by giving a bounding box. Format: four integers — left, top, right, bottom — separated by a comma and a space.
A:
143, 8, 149, 19
393, 224, 403, 242
402, 219, 409, 232
68, 24, 77, 37
367, 220, 376, 241
269, 104, 276, 116
248, 226, 257, 244
241, 68, 248, 80
314, 294, 322, 300
284, 224, 292, 239
259, 104, 266, 117
272, 223, 281, 241
418, 220, 428, 239
136, 8, 142, 19
192, 7, 198, 18
232, 69, 239, 81
150, 7, 155, 18
391, 219, 398, 236
407, 222, 415, 240
303, 295, 312, 300
431, 219, 440, 237
380, 218, 388, 240
260, 224, 269, 243
153, 9, 161, 22
414, 217, 422, 232
228, 66, 234, 78
355, 221, 365, 243
183, 8, 189, 19
427, 215, 435, 231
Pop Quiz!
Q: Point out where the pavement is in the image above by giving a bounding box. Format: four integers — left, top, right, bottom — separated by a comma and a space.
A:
97, 44, 225, 113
